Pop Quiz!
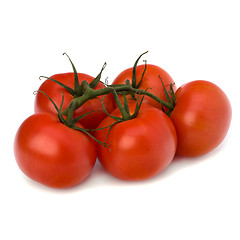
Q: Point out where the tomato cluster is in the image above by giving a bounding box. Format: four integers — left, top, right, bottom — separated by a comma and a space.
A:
14, 53, 232, 188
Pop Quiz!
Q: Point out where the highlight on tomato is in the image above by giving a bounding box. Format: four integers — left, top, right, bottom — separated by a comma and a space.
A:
169, 80, 232, 157
34, 54, 115, 130
14, 113, 97, 188
95, 101, 177, 181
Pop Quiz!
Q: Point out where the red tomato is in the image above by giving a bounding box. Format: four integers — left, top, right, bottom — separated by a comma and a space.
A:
14, 113, 97, 188
170, 80, 232, 157
34, 73, 115, 129
95, 103, 177, 181
112, 64, 176, 109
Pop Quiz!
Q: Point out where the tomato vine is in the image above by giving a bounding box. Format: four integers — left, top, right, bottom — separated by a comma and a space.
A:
36, 52, 177, 146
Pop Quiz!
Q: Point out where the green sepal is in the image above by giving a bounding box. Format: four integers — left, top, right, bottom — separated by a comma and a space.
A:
71, 110, 100, 125
89, 62, 107, 89
33, 90, 65, 123
71, 125, 110, 148
136, 59, 147, 89
100, 96, 123, 122
59, 91, 64, 113
169, 82, 176, 106
39, 76, 76, 96
63, 53, 80, 94
132, 51, 148, 88
101, 121, 120, 147
159, 75, 172, 104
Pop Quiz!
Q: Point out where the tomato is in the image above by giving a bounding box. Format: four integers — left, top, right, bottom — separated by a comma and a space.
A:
14, 113, 97, 188
170, 80, 232, 157
112, 64, 176, 110
95, 103, 177, 181
34, 73, 115, 129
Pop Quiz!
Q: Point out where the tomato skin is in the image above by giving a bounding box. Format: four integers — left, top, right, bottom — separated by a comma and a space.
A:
34, 73, 115, 129
112, 64, 176, 109
95, 104, 177, 181
170, 80, 232, 157
14, 113, 97, 188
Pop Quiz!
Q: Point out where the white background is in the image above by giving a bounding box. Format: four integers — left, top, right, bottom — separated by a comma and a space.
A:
1, 0, 239, 239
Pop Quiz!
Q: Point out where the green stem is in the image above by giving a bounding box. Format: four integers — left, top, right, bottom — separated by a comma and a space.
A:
65, 99, 77, 127
62, 81, 174, 115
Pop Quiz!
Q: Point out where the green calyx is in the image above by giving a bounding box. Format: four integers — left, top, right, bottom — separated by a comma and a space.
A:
101, 88, 146, 123
108, 51, 148, 101
34, 90, 109, 147
158, 75, 176, 116
39, 53, 107, 98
